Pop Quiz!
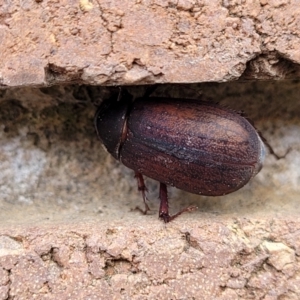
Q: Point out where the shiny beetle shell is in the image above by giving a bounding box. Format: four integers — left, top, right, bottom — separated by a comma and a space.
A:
95, 95, 265, 196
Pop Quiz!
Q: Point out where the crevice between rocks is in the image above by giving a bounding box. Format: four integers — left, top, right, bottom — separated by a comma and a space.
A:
240, 51, 300, 80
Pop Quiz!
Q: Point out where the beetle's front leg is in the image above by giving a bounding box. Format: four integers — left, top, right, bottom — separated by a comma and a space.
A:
135, 171, 150, 214
159, 183, 197, 223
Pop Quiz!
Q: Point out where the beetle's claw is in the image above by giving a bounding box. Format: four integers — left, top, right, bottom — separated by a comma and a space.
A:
275, 147, 291, 160
159, 206, 198, 223
134, 205, 151, 215
159, 213, 172, 223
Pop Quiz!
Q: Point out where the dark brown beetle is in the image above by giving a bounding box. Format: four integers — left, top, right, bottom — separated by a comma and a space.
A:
94, 89, 265, 222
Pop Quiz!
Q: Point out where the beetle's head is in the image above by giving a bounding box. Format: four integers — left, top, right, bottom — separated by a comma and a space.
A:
94, 89, 133, 159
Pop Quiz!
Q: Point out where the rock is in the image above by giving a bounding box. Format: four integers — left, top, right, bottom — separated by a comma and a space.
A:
1, 1, 300, 86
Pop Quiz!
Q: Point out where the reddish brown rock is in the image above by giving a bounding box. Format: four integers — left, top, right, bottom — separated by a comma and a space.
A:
1, 1, 300, 87
1, 218, 300, 299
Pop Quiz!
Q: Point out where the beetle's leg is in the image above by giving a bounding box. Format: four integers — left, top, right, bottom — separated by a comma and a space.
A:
159, 183, 197, 223
135, 171, 150, 215
264, 139, 291, 160
259, 132, 291, 159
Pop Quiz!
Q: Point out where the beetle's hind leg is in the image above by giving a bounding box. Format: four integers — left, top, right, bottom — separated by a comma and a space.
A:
258, 131, 291, 160
134, 172, 151, 215
159, 183, 197, 223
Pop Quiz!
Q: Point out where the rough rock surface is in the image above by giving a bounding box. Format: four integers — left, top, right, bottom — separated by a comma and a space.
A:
1, 0, 300, 298
1, 0, 300, 87
1, 217, 300, 299
0, 81, 300, 298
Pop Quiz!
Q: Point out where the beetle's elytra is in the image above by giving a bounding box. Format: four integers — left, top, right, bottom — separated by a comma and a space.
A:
95, 90, 265, 222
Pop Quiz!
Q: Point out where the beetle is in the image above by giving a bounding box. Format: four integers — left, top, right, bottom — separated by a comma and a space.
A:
94, 89, 266, 223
